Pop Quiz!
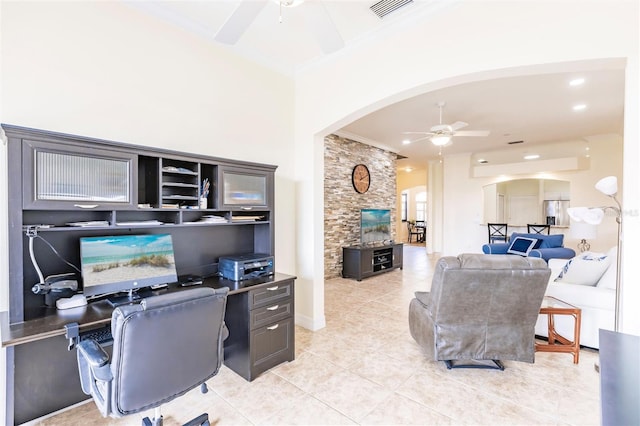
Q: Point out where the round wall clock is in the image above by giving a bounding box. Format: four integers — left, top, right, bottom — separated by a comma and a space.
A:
352, 164, 370, 194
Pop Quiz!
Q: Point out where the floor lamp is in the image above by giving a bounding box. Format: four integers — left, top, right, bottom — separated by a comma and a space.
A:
567, 176, 622, 332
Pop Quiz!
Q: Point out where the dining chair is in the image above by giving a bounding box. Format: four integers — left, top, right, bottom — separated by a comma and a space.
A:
487, 223, 508, 243
528, 224, 551, 235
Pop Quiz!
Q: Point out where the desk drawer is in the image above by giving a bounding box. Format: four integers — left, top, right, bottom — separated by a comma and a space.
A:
250, 317, 294, 375
249, 281, 293, 309
250, 300, 292, 330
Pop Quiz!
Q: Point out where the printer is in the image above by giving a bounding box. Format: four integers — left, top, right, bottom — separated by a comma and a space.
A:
218, 253, 274, 281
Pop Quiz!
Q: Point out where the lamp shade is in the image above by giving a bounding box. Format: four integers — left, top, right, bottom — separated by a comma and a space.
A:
566, 206, 605, 225
430, 135, 451, 146
595, 176, 618, 196
567, 207, 589, 222
570, 221, 597, 240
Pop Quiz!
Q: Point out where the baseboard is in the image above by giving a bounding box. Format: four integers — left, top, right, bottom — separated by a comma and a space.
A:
295, 312, 326, 331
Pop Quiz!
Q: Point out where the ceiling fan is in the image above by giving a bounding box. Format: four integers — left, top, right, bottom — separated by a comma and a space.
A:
214, 0, 345, 54
403, 102, 491, 146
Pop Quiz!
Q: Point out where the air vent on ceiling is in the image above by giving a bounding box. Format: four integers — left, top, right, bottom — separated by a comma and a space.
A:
507, 140, 524, 145
370, 0, 414, 19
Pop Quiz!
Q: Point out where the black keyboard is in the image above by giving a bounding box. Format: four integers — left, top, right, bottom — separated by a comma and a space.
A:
81, 326, 113, 345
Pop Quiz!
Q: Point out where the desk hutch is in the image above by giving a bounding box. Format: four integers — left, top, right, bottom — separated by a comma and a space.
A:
0, 124, 295, 424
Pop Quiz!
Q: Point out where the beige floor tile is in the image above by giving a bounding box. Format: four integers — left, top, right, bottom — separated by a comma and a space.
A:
311, 370, 393, 422
359, 392, 454, 425
270, 351, 344, 394
347, 351, 417, 389
259, 394, 357, 425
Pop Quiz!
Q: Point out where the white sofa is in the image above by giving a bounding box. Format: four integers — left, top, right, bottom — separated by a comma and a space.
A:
534, 247, 617, 349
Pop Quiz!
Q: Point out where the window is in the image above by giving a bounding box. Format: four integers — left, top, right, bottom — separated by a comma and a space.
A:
401, 192, 408, 221
416, 191, 427, 222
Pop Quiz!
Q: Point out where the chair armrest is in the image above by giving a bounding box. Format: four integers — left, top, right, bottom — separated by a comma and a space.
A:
482, 243, 510, 254
77, 339, 109, 368
77, 339, 113, 396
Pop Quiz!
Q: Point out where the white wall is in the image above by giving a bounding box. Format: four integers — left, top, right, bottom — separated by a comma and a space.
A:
295, 1, 639, 334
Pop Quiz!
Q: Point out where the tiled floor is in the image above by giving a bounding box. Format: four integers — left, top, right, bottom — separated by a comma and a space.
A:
38, 246, 601, 425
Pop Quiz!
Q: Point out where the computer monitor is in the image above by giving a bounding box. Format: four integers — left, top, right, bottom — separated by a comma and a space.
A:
80, 233, 178, 304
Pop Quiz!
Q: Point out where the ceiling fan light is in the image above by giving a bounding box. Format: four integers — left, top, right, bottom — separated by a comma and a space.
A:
430, 135, 451, 146
273, 0, 304, 7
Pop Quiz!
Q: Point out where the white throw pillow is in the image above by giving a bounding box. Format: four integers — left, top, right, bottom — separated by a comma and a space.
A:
596, 247, 617, 289
554, 252, 611, 286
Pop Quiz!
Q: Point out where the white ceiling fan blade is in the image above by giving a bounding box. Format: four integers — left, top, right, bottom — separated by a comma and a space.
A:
214, 0, 267, 45
450, 121, 468, 131
453, 130, 491, 137
302, 1, 344, 54
408, 135, 433, 143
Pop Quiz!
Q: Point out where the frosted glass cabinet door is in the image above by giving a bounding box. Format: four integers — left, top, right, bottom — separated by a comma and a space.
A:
219, 167, 272, 209
23, 140, 136, 209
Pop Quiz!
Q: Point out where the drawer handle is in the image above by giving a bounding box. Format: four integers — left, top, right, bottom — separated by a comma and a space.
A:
73, 204, 99, 209
267, 305, 279, 311
241, 207, 253, 210
267, 324, 279, 330
266, 286, 279, 291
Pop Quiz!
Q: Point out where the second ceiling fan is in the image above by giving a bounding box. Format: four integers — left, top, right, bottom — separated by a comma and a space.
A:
404, 102, 491, 146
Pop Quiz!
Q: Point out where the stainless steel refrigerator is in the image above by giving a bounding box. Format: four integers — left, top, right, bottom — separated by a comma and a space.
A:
543, 200, 570, 226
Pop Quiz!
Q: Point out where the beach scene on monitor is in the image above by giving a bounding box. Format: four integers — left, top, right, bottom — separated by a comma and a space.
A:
361, 209, 391, 243
80, 234, 177, 286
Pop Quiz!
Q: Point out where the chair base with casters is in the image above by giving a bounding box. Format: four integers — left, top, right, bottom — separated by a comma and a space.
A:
75, 287, 228, 426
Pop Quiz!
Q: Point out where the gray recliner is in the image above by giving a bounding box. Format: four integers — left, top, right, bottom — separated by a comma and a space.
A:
76, 287, 228, 425
408, 254, 550, 370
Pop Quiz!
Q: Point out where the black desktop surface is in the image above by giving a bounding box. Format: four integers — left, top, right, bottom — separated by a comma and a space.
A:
1, 272, 291, 347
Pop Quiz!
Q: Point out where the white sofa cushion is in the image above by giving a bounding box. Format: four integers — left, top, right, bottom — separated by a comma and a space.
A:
554, 251, 611, 286
545, 282, 615, 311
596, 246, 618, 289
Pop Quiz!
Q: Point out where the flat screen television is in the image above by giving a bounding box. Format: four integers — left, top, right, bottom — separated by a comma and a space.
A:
360, 208, 391, 245
79, 233, 178, 304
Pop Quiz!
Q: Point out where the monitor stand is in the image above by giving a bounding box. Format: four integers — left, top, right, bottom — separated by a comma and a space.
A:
107, 289, 142, 307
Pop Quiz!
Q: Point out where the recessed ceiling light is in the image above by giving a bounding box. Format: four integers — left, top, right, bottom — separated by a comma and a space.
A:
405, 167, 412, 172
569, 78, 585, 86
402, 139, 411, 145
524, 154, 540, 160
573, 104, 587, 111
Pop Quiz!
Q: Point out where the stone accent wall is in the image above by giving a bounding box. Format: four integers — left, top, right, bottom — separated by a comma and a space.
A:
324, 134, 397, 278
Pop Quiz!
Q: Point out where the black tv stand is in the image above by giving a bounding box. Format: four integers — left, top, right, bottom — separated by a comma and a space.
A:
342, 243, 403, 281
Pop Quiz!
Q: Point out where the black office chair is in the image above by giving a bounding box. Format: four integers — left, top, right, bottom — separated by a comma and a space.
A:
76, 287, 228, 426
527, 224, 551, 235
487, 223, 509, 243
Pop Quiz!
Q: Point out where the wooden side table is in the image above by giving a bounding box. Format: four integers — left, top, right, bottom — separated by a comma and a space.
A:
535, 296, 582, 363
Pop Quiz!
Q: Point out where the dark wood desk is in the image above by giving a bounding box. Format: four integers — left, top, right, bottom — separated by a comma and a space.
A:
1, 273, 295, 424
599, 329, 640, 426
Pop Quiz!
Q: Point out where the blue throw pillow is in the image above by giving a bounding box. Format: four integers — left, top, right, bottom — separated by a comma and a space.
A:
507, 237, 538, 256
